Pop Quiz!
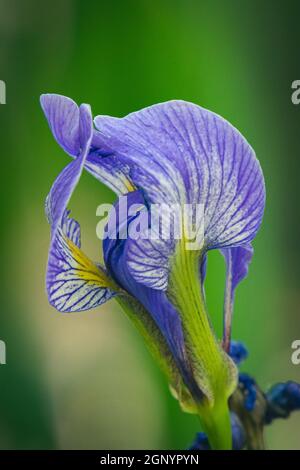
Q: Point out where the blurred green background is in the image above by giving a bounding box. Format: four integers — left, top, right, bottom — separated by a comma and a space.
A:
0, 0, 300, 450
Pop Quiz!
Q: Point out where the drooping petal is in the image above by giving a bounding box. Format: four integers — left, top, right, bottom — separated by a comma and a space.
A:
221, 244, 254, 351
44, 99, 116, 312
94, 100, 265, 245
94, 100, 265, 289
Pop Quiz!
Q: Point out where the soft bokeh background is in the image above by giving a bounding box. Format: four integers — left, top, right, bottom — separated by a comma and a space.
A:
0, 0, 299, 450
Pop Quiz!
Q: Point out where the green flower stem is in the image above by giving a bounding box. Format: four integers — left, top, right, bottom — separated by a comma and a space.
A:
168, 241, 237, 449
198, 398, 232, 450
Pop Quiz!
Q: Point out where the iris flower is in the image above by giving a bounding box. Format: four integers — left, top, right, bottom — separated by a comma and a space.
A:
41, 95, 265, 450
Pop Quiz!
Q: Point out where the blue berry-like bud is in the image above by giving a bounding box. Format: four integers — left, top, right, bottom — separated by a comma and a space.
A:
188, 432, 210, 450
230, 412, 246, 450
239, 373, 257, 411
229, 341, 248, 365
265, 381, 300, 424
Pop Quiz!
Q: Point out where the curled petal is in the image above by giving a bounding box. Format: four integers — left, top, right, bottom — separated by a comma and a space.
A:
43, 98, 116, 312
45, 103, 92, 236
40, 94, 81, 156
41, 93, 134, 195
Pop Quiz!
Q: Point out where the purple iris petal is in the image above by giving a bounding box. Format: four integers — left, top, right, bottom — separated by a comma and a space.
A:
94, 101, 265, 245
221, 244, 253, 351
200, 254, 207, 284
40, 94, 81, 156
47, 210, 115, 312
221, 244, 254, 296
42, 96, 115, 312
94, 100, 265, 290
126, 205, 176, 291
41, 94, 134, 195
42, 101, 92, 236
